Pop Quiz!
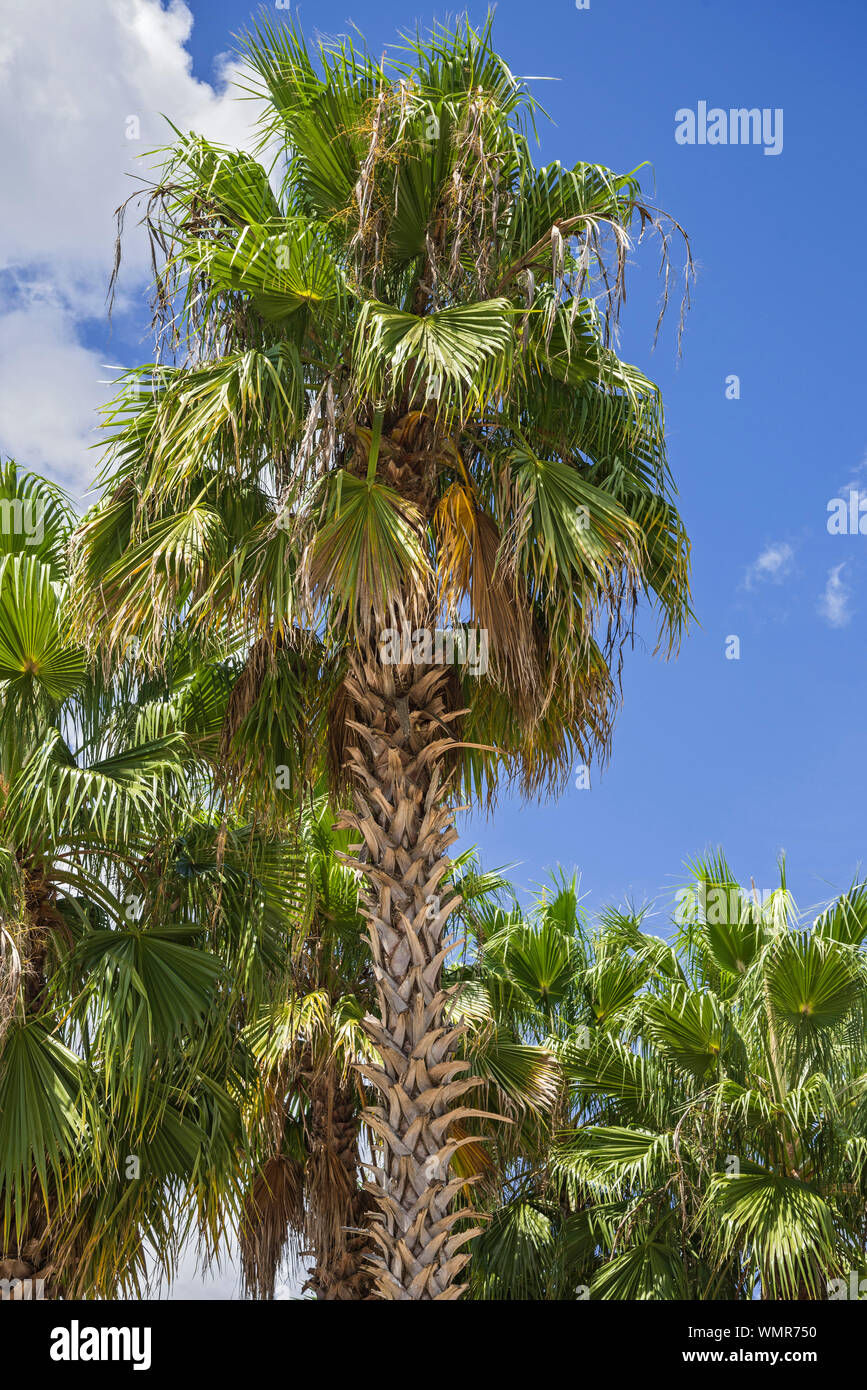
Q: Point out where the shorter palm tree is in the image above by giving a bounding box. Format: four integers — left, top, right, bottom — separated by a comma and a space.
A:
455, 872, 620, 1299
239, 798, 378, 1300
553, 856, 867, 1300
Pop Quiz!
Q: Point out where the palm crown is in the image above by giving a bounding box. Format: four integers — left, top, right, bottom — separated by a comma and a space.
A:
76, 13, 691, 798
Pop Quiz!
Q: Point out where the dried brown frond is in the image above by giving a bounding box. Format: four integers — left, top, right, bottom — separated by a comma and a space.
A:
219, 634, 275, 766
239, 1153, 306, 1300
435, 484, 543, 722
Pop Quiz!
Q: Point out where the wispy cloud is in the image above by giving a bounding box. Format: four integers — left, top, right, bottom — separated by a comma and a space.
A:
818, 563, 852, 628
743, 542, 795, 590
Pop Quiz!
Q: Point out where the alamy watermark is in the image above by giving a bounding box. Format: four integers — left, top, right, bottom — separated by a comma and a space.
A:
828, 1272, 867, 1300
675, 103, 783, 156
379, 623, 489, 676
50, 1322, 152, 1371
827, 490, 867, 535
0, 497, 45, 545
0, 1275, 45, 1300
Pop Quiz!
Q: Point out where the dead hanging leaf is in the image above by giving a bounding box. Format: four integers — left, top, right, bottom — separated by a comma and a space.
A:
239, 1153, 306, 1300
219, 634, 276, 765
434, 484, 543, 721
448, 1118, 497, 1195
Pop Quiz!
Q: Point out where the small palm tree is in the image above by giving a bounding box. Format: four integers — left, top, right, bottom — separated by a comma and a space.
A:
0, 463, 316, 1298
455, 872, 616, 1299
72, 15, 692, 1297
238, 798, 378, 1300
554, 857, 867, 1299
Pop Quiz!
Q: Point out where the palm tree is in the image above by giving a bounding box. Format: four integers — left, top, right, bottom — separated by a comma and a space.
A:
455, 871, 622, 1299
71, 15, 693, 1297
0, 460, 227, 1296
552, 856, 867, 1299
238, 797, 378, 1300
0, 461, 306, 1299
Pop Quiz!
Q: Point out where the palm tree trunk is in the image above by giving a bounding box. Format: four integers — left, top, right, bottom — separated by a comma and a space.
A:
304, 1074, 374, 1300
0, 1189, 56, 1300
0, 867, 68, 1298
337, 651, 488, 1299
20, 861, 62, 1013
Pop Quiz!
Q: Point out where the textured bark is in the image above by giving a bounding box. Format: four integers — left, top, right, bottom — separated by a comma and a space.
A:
337, 651, 493, 1299
304, 1075, 374, 1300
21, 866, 65, 1015
0, 1188, 58, 1299
0, 1248, 53, 1298
0, 869, 67, 1299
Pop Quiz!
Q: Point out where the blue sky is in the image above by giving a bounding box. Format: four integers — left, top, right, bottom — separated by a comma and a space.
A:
3, 0, 865, 931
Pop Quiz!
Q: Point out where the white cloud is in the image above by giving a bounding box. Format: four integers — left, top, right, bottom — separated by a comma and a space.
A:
0, 0, 256, 274
743, 542, 795, 590
818, 563, 852, 628
0, 0, 262, 493
0, 299, 105, 504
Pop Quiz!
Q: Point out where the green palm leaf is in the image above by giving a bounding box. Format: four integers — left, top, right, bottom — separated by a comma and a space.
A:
0, 1021, 96, 1233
